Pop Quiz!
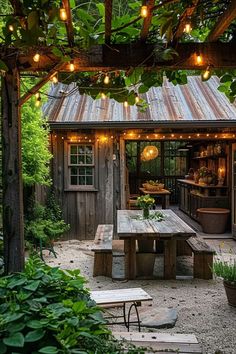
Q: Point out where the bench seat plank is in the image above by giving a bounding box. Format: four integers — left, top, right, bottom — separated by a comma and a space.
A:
90, 288, 152, 306
186, 237, 215, 254
113, 332, 202, 354
92, 224, 113, 276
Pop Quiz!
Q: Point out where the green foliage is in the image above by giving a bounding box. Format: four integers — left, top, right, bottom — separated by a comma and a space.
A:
25, 192, 70, 247
21, 95, 52, 186
0, 257, 141, 353
213, 258, 236, 284
137, 194, 155, 209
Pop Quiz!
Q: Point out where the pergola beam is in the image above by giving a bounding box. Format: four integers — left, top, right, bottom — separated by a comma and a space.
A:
140, 0, 155, 41
19, 63, 65, 106
207, 0, 236, 42
13, 42, 236, 72
62, 0, 74, 47
105, 0, 113, 44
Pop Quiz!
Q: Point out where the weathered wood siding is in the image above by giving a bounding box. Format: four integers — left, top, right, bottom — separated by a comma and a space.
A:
51, 131, 119, 240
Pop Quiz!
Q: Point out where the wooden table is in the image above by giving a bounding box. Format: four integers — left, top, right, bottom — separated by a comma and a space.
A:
139, 187, 171, 209
117, 209, 196, 280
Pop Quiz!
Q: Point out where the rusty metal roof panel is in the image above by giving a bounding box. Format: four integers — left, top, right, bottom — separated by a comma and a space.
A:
43, 77, 236, 124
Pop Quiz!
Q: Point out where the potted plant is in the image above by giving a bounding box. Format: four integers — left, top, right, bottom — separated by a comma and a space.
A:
137, 194, 155, 219
213, 257, 236, 307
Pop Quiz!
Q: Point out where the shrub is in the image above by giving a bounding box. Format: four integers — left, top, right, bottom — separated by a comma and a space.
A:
0, 257, 140, 353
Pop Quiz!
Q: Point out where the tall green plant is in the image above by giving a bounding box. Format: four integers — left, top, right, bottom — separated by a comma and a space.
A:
21, 94, 52, 186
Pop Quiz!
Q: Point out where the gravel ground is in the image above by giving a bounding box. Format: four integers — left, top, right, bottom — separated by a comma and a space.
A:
44, 239, 236, 354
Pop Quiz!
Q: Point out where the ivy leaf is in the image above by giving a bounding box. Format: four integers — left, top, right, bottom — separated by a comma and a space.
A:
220, 74, 232, 83
23, 280, 40, 292
230, 80, 236, 93
27, 319, 44, 329
25, 329, 45, 342
96, 3, 105, 17
138, 85, 149, 93
3, 333, 24, 348
38, 346, 59, 354
161, 48, 179, 61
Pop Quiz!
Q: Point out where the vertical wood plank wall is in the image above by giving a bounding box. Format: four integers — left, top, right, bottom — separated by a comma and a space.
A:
51, 131, 118, 240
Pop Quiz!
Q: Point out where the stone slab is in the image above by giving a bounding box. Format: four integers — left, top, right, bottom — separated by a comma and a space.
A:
140, 307, 177, 329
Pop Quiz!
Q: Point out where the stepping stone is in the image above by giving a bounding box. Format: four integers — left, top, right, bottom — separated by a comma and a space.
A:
139, 307, 177, 329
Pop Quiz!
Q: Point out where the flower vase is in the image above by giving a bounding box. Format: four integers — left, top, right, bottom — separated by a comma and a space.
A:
143, 207, 149, 219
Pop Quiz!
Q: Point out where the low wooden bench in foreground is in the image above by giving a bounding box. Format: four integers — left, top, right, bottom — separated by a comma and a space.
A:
90, 287, 152, 331
113, 332, 202, 354
186, 237, 215, 279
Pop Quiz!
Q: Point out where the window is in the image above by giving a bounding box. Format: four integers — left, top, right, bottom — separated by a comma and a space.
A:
68, 144, 95, 188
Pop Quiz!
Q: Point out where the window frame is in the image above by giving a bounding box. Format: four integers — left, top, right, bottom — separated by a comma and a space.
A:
64, 141, 97, 191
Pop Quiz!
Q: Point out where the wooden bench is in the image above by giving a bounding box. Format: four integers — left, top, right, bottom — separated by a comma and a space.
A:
90, 288, 152, 331
113, 332, 202, 354
91, 224, 114, 277
186, 237, 215, 280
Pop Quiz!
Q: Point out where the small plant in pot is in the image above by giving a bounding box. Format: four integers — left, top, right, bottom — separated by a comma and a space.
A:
137, 194, 155, 219
213, 255, 236, 307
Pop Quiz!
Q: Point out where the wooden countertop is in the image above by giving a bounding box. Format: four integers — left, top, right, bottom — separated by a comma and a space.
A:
177, 179, 228, 189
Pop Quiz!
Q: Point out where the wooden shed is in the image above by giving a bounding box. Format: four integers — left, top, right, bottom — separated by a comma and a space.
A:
43, 76, 236, 240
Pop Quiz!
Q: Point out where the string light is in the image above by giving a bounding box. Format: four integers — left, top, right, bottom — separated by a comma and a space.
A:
135, 93, 140, 104
35, 92, 40, 99
101, 92, 106, 100
124, 101, 128, 108
8, 24, 14, 32
33, 53, 40, 63
51, 75, 58, 84
69, 60, 75, 72
201, 65, 212, 81
35, 94, 41, 107
196, 54, 203, 65
60, 8, 67, 21
140, 5, 148, 18
184, 21, 192, 34
104, 74, 110, 85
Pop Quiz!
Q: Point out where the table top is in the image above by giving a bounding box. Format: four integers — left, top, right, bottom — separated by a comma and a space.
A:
90, 288, 152, 305
117, 209, 196, 239
139, 187, 171, 195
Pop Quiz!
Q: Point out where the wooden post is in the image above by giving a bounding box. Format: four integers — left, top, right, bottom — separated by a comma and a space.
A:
1, 67, 25, 273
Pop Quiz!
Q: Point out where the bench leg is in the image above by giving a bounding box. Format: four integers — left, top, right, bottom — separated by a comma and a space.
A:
194, 253, 213, 280
93, 253, 112, 277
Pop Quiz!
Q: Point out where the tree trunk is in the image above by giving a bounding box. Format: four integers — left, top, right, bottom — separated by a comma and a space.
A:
1, 68, 25, 273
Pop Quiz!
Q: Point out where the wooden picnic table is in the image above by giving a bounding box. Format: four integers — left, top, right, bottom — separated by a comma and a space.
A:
139, 187, 171, 209
117, 209, 196, 280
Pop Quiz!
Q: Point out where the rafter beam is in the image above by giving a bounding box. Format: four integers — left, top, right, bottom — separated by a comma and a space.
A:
62, 0, 74, 47
19, 63, 65, 106
3, 43, 236, 72
173, 0, 200, 41
207, 0, 236, 41
140, 0, 155, 41
105, 0, 113, 44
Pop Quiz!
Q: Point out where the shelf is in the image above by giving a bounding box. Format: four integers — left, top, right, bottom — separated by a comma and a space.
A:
192, 154, 226, 160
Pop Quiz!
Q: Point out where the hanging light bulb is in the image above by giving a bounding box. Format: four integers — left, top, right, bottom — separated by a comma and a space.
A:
101, 92, 106, 100
51, 75, 58, 84
104, 74, 110, 85
201, 65, 212, 81
35, 94, 41, 107
184, 21, 192, 34
8, 24, 14, 32
124, 101, 128, 108
196, 54, 203, 65
140, 5, 148, 18
60, 8, 67, 21
33, 53, 40, 62
69, 60, 75, 72
35, 92, 40, 99
135, 93, 140, 104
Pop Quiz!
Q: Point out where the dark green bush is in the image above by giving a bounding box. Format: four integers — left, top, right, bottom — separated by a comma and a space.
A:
0, 257, 141, 353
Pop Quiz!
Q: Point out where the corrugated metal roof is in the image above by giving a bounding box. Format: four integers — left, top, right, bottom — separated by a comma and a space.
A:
43, 76, 236, 125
